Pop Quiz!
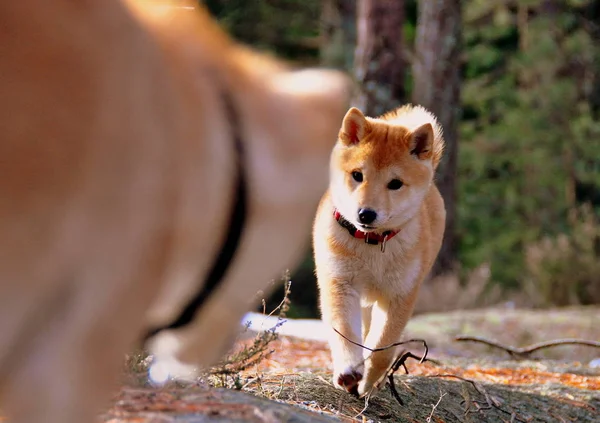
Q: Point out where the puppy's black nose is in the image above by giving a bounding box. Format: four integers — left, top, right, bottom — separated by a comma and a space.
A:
357, 208, 377, 225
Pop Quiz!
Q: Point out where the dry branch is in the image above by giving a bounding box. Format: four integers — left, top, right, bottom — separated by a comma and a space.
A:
455, 336, 600, 359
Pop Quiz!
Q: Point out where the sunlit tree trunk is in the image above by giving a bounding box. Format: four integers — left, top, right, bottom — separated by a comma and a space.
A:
413, 0, 461, 277
354, 0, 405, 117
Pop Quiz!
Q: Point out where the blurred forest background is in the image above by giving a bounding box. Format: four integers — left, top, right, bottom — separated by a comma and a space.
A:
200, 0, 600, 317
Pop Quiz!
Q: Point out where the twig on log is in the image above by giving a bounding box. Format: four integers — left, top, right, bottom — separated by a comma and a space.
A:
353, 391, 371, 419
386, 350, 430, 405
426, 374, 529, 422
387, 373, 404, 406
455, 336, 600, 359
426, 389, 447, 423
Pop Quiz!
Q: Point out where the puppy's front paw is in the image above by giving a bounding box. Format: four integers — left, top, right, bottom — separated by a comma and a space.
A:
356, 376, 385, 398
333, 366, 363, 396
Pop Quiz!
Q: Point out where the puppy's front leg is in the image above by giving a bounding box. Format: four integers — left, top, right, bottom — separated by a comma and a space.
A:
358, 295, 414, 397
318, 277, 363, 395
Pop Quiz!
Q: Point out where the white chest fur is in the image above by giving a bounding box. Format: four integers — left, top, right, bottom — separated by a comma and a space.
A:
324, 211, 423, 301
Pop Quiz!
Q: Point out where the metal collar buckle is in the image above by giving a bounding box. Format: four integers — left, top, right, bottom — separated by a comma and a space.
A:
381, 234, 389, 253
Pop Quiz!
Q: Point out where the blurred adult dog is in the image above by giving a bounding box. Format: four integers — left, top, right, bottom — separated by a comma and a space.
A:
0, 1, 349, 422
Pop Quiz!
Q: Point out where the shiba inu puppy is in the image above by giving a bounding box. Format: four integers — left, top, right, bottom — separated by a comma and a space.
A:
0, 1, 350, 422
313, 105, 445, 397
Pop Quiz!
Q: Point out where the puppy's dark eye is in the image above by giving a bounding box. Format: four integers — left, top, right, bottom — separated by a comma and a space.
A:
388, 179, 403, 190
351, 171, 363, 183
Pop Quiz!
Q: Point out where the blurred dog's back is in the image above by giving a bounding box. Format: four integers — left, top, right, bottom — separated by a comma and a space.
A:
0, 1, 349, 422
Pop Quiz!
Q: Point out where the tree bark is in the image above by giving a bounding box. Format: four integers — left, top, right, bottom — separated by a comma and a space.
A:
354, 0, 405, 117
412, 0, 461, 276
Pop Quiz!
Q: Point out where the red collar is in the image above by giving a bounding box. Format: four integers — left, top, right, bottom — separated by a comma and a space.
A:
333, 209, 399, 252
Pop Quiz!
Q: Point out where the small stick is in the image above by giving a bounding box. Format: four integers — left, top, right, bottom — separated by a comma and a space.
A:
353, 391, 371, 419
455, 336, 600, 359
275, 376, 286, 399
387, 374, 404, 405
426, 390, 447, 423
333, 327, 428, 358
266, 280, 292, 318
384, 346, 430, 405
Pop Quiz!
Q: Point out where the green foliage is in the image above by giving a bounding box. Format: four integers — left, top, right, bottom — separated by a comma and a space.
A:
202, 0, 321, 63
459, 0, 600, 291
524, 203, 600, 306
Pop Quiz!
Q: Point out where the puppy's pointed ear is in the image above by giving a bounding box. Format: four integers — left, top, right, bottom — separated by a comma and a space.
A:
410, 123, 434, 161
339, 107, 369, 146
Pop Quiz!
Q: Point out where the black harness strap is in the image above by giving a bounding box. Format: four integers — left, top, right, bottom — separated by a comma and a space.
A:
142, 88, 247, 343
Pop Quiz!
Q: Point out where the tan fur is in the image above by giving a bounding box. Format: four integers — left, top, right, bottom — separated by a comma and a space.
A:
0, 1, 350, 422
313, 105, 445, 397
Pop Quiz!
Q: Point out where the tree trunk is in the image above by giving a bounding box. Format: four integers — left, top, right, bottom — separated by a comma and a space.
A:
412, 0, 461, 277
354, 0, 405, 117
584, 0, 600, 118
320, 0, 357, 71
